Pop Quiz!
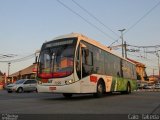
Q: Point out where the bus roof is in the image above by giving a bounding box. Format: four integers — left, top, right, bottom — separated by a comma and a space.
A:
49, 32, 111, 51
46, 33, 136, 65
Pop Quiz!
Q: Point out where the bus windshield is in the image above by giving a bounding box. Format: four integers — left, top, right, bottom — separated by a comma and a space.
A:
38, 38, 77, 79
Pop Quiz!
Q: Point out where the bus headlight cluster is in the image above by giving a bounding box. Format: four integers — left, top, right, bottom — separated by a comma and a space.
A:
38, 81, 42, 84
65, 79, 74, 85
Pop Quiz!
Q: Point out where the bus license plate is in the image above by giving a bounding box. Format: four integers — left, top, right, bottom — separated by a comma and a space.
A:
49, 87, 56, 90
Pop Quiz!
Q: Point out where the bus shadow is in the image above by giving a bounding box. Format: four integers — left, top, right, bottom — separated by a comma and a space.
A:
42, 92, 123, 101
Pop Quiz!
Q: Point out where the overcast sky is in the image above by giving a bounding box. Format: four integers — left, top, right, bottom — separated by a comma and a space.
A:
0, 0, 160, 75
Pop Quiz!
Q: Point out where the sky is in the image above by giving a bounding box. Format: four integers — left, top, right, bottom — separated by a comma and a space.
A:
0, 0, 160, 76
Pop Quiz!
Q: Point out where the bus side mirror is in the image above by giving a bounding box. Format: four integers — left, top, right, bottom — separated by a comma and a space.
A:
35, 50, 40, 63
35, 56, 38, 63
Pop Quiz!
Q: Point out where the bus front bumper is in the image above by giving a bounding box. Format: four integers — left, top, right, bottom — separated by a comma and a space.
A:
37, 83, 80, 93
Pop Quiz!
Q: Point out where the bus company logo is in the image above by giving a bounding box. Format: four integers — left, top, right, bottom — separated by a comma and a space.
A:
54, 81, 61, 85
90, 76, 97, 83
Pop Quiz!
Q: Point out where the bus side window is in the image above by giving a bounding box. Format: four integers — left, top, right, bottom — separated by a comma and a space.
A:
82, 49, 93, 66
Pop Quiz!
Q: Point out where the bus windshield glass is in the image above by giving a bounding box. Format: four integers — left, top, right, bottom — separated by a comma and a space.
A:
38, 38, 77, 79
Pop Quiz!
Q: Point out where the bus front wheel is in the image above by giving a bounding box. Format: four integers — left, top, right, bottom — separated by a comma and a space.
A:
93, 80, 105, 98
63, 93, 73, 98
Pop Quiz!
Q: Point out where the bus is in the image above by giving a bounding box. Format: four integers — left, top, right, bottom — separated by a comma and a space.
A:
37, 33, 137, 98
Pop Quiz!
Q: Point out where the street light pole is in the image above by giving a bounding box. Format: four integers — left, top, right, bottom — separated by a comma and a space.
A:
118, 29, 126, 58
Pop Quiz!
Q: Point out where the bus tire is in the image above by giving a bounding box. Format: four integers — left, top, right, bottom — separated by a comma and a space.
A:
126, 83, 131, 94
122, 82, 131, 94
93, 80, 105, 98
63, 93, 73, 98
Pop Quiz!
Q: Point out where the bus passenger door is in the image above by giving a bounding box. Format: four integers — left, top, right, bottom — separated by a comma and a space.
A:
76, 42, 87, 80
75, 43, 82, 80
79, 42, 95, 93
80, 42, 89, 78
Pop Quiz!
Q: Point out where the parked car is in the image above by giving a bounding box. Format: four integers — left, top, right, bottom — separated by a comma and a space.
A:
5, 79, 37, 93
3, 82, 11, 89
155, 83, 160, 89
143, 84, 155, 89
137, 83, 147, 89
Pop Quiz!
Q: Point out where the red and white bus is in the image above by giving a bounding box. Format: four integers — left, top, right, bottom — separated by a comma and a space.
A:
37, 33, 137, 98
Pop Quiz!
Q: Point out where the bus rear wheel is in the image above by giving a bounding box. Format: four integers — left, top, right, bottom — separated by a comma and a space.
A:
93, 80, 105, 98
63, 93, 73, 98
126, 83, 131, 94
121, 83, 131, 94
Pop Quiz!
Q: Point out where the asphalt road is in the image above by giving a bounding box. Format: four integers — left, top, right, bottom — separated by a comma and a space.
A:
0, 90, 160, 120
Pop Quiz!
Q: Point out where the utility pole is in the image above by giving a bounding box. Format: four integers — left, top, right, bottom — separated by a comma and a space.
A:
118, 29, 126, 58
153, 68, 156, 82
124, 41, 127, 58
8, 62, 11, 77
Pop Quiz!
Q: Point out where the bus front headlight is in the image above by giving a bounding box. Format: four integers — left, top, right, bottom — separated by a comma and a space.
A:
65, 79, 74, 85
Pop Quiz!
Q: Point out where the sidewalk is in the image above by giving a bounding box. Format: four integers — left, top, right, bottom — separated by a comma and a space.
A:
137, 89, 160, 92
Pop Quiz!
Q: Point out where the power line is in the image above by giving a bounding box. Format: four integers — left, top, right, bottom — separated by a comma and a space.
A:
10, 54, 34, 63
72, 0, 119, 38
128, 44, 160, 48
57, 0, 115, 41
127, 53, 158, 69
110, 1, 160, 47
124, 0, 160, 34
0, 54, 17, 59
128, 53, 149, 60
0, 54, 34, 63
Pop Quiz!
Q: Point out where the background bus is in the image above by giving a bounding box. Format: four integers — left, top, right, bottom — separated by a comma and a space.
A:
37, 33, 137, 98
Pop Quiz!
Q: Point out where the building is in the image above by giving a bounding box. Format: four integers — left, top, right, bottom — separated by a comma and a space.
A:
0, 71, 4, 82
0, 71, 6, 89
9, 64, 37, 83
0, 71, 4, 84
127, 58, 148, 81
148, 75, 160, 83
9, 63, 48, 83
